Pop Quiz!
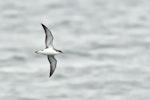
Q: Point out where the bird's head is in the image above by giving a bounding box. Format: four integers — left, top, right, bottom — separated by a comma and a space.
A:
58, 50, 63, 53
56, 49, 63, 53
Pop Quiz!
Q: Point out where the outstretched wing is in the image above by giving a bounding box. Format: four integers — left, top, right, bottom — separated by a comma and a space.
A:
47, 55, 57, 77
41, 23, 54, 48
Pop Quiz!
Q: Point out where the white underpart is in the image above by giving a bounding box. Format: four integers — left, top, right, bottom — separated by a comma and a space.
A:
37, 47, 60, 55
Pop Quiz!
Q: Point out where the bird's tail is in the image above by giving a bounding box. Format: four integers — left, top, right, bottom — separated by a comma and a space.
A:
35, 51, 38, 53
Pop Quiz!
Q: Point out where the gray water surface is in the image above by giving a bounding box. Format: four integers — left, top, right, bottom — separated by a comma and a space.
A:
1, 0, 150, 100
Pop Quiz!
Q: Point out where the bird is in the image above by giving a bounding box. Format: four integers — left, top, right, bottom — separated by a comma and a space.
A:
35, 23, 63, 77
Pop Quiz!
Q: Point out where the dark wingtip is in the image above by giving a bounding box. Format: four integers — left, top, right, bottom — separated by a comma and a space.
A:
49, 71, 55, 78
41, 23, 46, 28
41, 23, 48, 34
49, 73, 52, 78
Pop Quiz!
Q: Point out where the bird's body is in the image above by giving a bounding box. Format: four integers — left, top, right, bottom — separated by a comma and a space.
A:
35, 24, 62, 77
36, 47, 61, 55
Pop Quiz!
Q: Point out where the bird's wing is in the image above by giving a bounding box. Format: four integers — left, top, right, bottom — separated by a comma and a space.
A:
47, 55, 57, 77
41, 23, 54, 48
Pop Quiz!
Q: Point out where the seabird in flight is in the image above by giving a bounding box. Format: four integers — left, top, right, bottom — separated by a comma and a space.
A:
35, 24, 63, 77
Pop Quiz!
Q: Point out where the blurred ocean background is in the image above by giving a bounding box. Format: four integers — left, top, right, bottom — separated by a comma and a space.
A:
1, 0, 150, 100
